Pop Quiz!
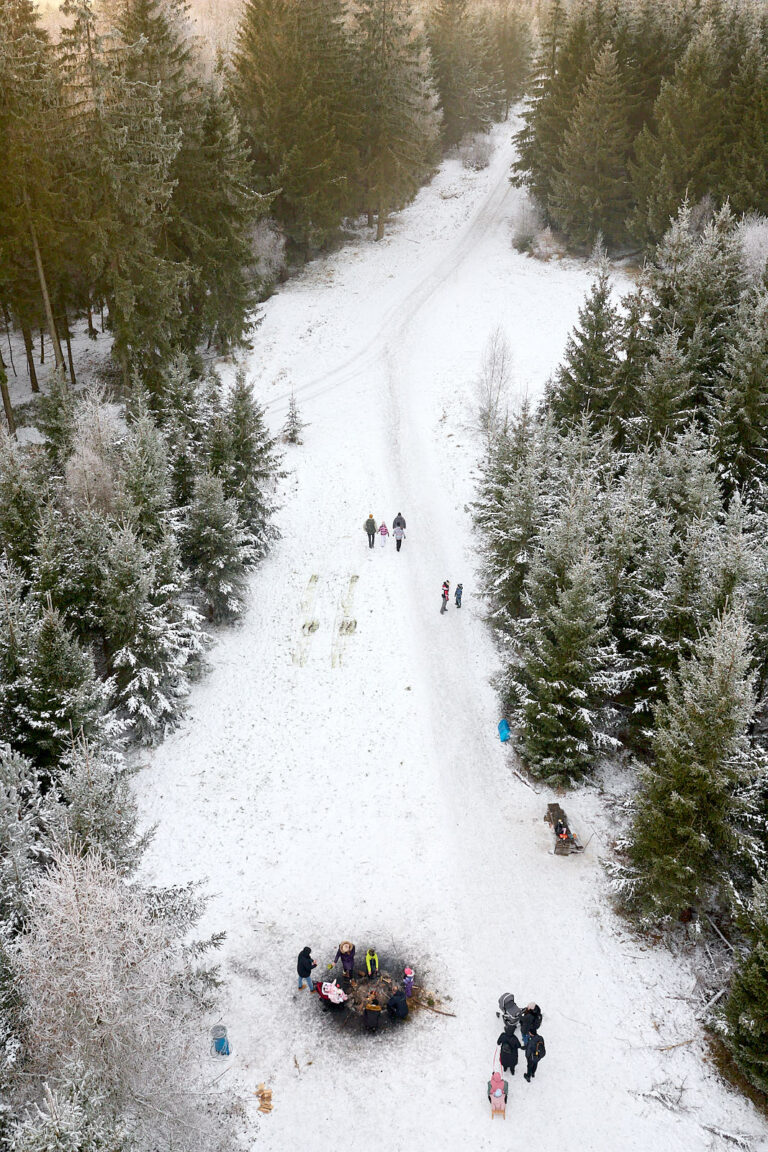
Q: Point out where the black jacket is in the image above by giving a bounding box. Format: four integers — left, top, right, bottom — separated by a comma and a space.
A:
497, 1030, 521, 1070
520, 1005, 542, 1035
393, 514, 406, 529
387, 989, 409, 1019
297, 947, 314, 977
525, 1033, 546, 1065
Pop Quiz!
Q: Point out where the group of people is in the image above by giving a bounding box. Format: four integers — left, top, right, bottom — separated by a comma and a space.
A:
440, 580, 463, 613
489, 995, 546, 1111
364, 512, 406, 551
296, 943, 415, 1032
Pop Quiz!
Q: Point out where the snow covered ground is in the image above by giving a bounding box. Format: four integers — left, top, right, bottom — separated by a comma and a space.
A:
136, 123, 768, 1150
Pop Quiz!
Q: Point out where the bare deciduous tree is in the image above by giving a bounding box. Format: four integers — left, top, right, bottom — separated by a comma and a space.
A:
475, 325, 512, 455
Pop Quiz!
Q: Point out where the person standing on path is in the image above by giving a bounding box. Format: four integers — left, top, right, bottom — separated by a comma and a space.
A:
441, 581, 450, 614
393, 523, 405, 552
524, 1030, 546, 1081
378, 522, 389, 547
519, 1003, 542, 1045
297, 946, 317, 990
393, 512, 406, 531
364, 514, 376, 549
497, 1026, 522, 1075
455, 583, 463, 608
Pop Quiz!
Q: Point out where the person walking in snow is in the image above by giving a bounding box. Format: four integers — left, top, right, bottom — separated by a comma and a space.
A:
497, 1026, 522, 1075
335, 940, 356, 979
393, 523, 405, 552
378, 522, 389, 547
393, 512, 406, 531
364, 514, 376, 549
523, 1029, 546, 1082
455, 583, 463, 607
297, 946, 317, 991
441, 580, 450, 614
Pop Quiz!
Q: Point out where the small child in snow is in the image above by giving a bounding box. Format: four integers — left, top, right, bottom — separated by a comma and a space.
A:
441, 580, 450, 614
455, 583, 463, 607
379, 522, 389, 547
403, 967, 415, 997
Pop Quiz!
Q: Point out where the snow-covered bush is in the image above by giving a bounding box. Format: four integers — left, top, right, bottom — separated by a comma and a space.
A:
0, 744, 49, 927
252, 218, 287, 293
64, 390, 122, 515
459, 133, 492, 170
510, 195, 543, 253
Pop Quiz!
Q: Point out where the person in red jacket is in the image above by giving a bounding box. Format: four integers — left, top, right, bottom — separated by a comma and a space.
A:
441, 580, 450, 614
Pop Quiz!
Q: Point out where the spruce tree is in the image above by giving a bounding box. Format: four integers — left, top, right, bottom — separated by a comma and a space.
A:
0, 742, 48, 926
180, 472, 252, 622
119, 399, 171, 540
232, 0, 359, 253
724, 882, 768, 1094
353, 0, 440, 240
633, 329, 694, 444
547, 264, 621, 427
282, 391, 307, 444
0, 431, 42, 575
550, 43, 632, 248
217, 372, 280, 555
427, 0, 503, 148
629, 24, 727, 246
629, 610, 755, 920
712, 289, 768, 493
58, 0, 184, 387
509, 492, 619, 782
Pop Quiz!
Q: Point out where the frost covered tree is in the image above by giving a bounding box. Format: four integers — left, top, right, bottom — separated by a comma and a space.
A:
629, 611, 755, 920
0, 743, 48, 927
712, 289, 768, 494
509, 491, 619, 782
11, 847, 228, 1152
633, 329, 694, 445
0, 430, 42, 574
180, 472, 251, 622
724, 881, 768, 1094
9, 1079, 134, 1152
97, 524, 204, 743
48, 737, 145, 872
119, 400, 171, 540
546, 264, 620, 427
282, 391, 307, 445
215, 371, 280, 555
550, 43, 632, 248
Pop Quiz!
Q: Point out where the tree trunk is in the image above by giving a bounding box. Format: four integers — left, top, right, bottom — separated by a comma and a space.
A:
59, 305, 77, 387
367, 210, 374, 228
24, 184, 65, 372
21, 323, 39, 392
0, 358, 16, 436
376, 199, 387, 241
40, 327, 44, 364
87, 303, 97, 339
2, 305, 17, 377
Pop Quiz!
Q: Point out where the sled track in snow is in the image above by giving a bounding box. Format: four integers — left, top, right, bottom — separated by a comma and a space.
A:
265, 151, 515, 415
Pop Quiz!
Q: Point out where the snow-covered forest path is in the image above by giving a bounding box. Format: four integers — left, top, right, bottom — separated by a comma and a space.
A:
137, 124, 768, 1150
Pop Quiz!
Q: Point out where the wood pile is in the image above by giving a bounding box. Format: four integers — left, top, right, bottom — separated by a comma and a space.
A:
255, 1083, 273, 1113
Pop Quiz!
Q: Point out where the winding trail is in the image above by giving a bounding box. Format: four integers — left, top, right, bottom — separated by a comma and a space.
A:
137, 125, 768, 1150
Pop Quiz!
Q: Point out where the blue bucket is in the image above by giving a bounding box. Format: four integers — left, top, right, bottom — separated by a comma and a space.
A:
498, 719, 511, 743
211, 1025, 230, 1057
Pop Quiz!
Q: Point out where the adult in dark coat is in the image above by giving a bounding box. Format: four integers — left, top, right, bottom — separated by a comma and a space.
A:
364, 516, 376, 548
297, 946, 317, 990
363, 999, 383, 1031
524, 1030, 546, 1081
387, 988, 409, 1019
497, 1028, 522, 1074
519, 1004, 543, 1044
393, 513, 406, 530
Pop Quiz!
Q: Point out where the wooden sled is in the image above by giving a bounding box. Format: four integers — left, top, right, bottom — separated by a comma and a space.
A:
545, 802, 583, 855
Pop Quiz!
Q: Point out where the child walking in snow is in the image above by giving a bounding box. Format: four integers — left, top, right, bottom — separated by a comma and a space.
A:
393, 523, 405, 551
379, 522, 389, 547
403, 967, 415, 997
441, 581, 450, 614
455, 583, 463, 607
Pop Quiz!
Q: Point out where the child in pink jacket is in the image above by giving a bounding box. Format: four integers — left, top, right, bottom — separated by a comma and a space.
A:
379, 522, 389, 547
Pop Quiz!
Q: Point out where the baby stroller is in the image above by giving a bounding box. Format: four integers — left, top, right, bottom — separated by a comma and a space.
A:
496, 993, 522, 1029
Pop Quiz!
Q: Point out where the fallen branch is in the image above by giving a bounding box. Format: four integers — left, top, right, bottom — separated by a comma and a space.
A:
412, 998, 457, 1018
207, 1065, 233, 1088
704, 914, 735, 952
512, 768, 539, 793
701, 1124, 753, 1149
701, 988, 726, 1013
657, 1038, 695, 1052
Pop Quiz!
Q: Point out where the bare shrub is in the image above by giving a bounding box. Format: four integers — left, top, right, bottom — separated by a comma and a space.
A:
13, 848, 229, 1152
459, 133, 492, 171
251, 219, 286, 291
511, 196, 544, 253
475, 326, 512, 454
530, 226, 562, 261
737, 214, 768, 285
64, 390, 122, 514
